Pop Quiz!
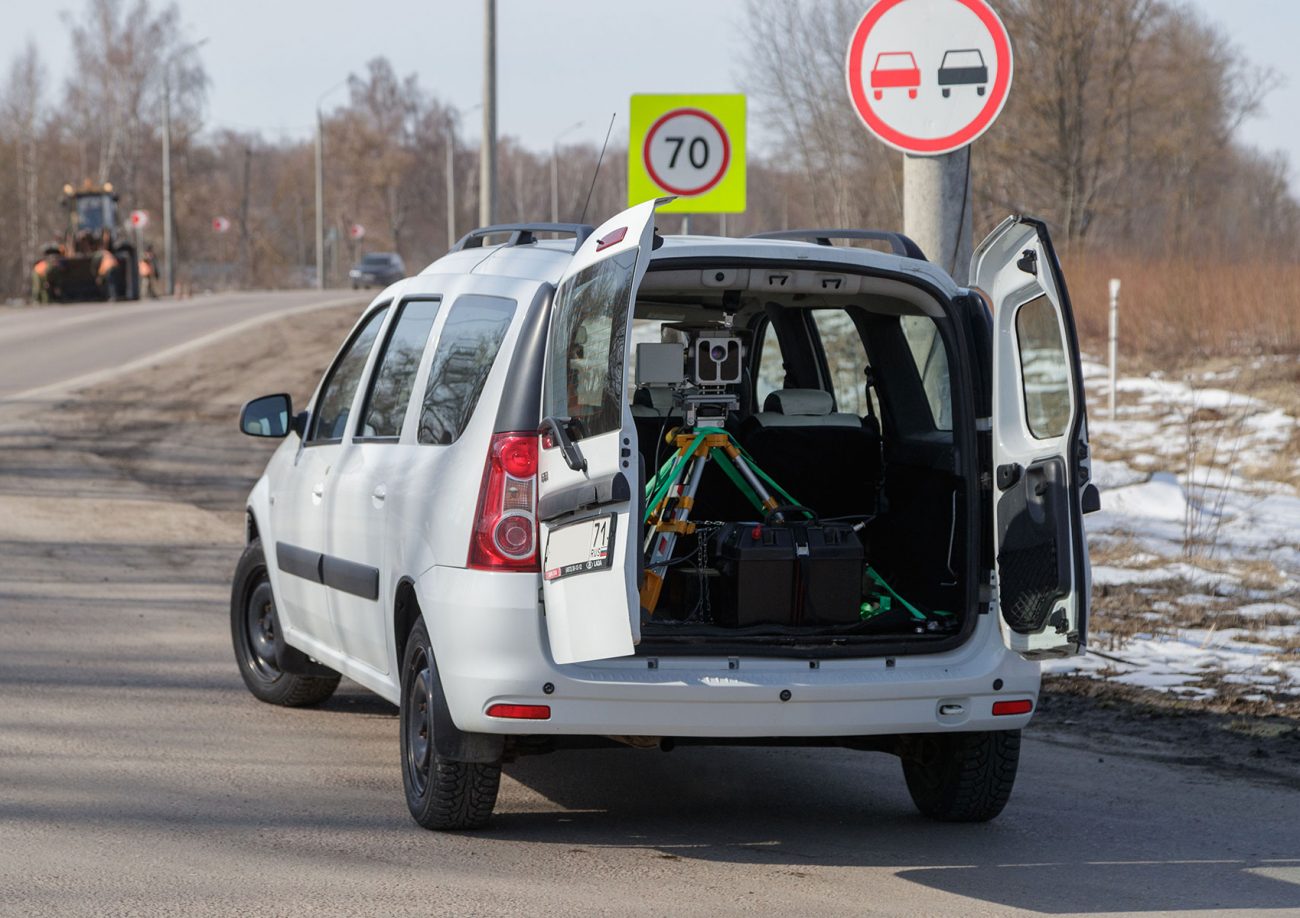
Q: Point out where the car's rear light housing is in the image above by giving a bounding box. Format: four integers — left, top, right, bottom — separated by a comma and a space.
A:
486, 703, 551, 720
468, 432, 539, 571
992, 699, 1034, 716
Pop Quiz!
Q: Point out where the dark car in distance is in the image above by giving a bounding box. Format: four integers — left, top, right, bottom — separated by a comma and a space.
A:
350, 252, 406, 289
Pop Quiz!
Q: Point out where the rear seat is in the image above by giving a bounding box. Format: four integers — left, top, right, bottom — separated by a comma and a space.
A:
737, 389, 883, 518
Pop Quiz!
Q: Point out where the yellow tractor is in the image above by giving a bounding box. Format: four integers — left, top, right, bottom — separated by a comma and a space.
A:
43, 181, 140, 302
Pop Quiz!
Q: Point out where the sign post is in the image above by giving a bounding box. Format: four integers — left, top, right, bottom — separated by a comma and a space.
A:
628, 93, 746, 232
845, 0, 1013, 280
1108, 277, 1121, 419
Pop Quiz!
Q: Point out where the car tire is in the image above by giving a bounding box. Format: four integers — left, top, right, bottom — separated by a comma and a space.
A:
901, 730, 1020, 823
400, 617, 501, 830
230, 538, 341, 707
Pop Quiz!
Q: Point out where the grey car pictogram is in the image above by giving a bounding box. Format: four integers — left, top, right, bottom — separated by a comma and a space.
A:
938, 49, 988, 98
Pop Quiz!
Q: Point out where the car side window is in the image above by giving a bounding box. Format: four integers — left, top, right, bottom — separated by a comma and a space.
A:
811, 309, 877, 417
357, 298, 442, 440
308, 305, 390, 443
543, 248, 638, 441
898, 314, 952, 431
754, 320, 786, 409
1015, 295, 1072, 439
418, 295, 516, 445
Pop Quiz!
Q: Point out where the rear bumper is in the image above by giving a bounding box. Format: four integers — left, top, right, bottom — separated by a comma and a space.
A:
419, 565, 1040, 739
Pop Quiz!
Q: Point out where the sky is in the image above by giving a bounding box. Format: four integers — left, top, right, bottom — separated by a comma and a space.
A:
1, 0, 1297, 172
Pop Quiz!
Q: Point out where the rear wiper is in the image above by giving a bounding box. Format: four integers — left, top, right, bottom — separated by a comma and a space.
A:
539, 416, 588, 473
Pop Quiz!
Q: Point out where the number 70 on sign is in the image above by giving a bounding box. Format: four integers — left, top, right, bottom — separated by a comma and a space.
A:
627, 93, 747, 214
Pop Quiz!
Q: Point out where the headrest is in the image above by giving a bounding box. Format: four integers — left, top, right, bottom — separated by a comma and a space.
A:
763, 388, 833, 416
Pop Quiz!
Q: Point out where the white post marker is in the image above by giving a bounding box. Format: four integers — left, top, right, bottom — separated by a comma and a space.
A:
1109, 277, 1121, 420
845, 0, 1013, 278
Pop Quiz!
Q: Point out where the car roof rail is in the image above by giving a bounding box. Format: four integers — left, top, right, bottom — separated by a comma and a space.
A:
451, 222, 595, 253
747, 229, 927, 261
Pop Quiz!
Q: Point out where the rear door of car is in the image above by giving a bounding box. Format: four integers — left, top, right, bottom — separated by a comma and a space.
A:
535, 199, 666, 664
972, 216, 1092, 657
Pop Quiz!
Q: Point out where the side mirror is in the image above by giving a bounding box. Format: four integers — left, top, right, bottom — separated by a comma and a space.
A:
240, 393, 298, 439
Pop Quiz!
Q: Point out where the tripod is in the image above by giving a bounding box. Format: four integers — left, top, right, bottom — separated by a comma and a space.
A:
640, 426, 800, 613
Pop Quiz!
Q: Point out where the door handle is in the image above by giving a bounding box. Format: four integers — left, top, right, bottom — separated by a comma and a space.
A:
311, 482, 325, 502
372, 485, 387, 505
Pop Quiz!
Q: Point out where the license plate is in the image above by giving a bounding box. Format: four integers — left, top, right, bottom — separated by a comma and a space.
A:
543, 514, 616, 582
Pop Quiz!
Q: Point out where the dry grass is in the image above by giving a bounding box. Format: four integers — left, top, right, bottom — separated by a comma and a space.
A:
1062, 251, 1300, 362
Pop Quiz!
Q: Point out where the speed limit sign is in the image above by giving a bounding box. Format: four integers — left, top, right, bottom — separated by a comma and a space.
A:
628, 94, 746, 213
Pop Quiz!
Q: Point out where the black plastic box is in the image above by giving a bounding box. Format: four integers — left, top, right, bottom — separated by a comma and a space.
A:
712, 522, 865, 627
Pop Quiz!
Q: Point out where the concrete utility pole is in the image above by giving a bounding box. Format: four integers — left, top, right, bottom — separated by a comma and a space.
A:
446, 120, 457, 248
903, 148, 972, 283
480, 0, 498, 227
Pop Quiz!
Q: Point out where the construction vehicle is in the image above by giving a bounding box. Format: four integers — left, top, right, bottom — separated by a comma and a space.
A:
44, 181, 140, 302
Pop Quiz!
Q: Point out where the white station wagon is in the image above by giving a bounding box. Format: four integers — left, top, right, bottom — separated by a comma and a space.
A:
232, 200, 1096, 829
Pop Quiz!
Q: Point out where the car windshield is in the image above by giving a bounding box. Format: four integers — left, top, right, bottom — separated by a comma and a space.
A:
942, 50, 983, 67
362, 254, 392, 266
876, 53, 916, 69
76, 195, 113, 233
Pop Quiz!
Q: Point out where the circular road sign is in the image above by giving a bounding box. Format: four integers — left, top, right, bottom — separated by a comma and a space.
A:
642, 108, 731, 197
845, 0, 1013, 156
348, 223, 366, 241
129, 209, 149, 229
212, 216, 231, 234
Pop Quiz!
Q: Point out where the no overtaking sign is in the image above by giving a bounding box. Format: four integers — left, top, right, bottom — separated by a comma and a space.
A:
845, 0, 1013, 156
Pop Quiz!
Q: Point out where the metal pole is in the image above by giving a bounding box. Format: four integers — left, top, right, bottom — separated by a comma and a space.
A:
162, 73, 173, 296
446, 119, 457, 249
719, 213, 727, 237
1108, 278, 1121, 419
550, 145, 559, 224
903, 147, 973, 282
479, 0, 497, 226
315, 108, 325, 289
681, 214, 691, 235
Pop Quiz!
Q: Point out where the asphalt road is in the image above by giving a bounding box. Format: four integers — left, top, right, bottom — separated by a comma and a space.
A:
0, 291, 360, 401
0, 292, 1297, 916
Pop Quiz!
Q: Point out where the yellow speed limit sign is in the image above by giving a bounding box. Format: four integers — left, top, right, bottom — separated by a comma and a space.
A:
628, 94, 746, 213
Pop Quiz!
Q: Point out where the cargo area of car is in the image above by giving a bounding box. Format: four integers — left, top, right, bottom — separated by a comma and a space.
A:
627, 261, 975, 655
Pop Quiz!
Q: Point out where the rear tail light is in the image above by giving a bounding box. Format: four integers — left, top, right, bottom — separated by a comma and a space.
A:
468, 432, 539, 571
992, 699, 1034, 716
486, 703, 551, 720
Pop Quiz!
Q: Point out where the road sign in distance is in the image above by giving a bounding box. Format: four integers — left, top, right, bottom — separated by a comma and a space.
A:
212, 216, 231, 234
348, 223, 366, 241
129, 210, 149, 229
845, 0, 1013, 156
628, 94, 746, 214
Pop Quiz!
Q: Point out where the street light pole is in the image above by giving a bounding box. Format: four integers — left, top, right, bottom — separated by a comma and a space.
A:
314, 80, 347, 289
315, 107, 324, 289
550, 121, 583, 224
160, 37, 207, 297
480, 0, 497, 226
162, 74, 173, 296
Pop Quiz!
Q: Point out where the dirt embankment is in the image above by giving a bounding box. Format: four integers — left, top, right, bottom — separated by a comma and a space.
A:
25, 299, 1300, 784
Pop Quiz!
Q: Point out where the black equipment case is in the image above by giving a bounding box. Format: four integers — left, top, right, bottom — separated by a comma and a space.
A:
711, 520, 864, 626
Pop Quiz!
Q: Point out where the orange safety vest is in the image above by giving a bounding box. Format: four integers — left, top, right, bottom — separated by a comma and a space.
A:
34, 260, 48, 277
139, 259, 153, 278
97, 251, 119, 276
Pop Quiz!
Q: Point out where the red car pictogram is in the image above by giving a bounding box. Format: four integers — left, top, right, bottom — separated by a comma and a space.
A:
870, 51, 920, 100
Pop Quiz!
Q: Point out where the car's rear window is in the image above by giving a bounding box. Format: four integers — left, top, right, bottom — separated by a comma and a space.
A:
417, 295, 516, 445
